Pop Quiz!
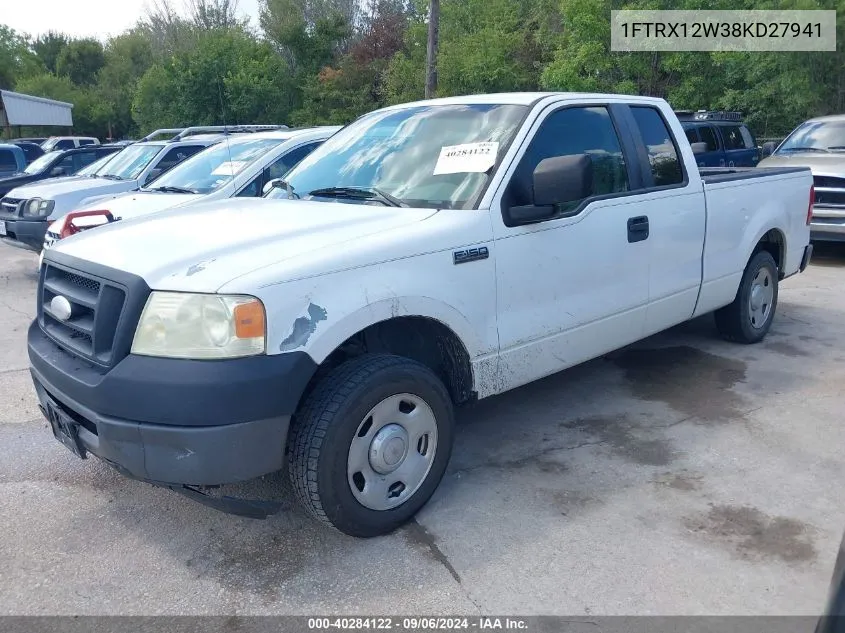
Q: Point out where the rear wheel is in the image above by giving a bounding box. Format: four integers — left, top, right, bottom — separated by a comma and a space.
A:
287, 354, 454, 537
715, 250, 779, 344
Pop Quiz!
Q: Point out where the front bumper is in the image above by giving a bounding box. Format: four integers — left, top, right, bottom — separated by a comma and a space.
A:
0, 217, 49, 251
28, 321, 317, 485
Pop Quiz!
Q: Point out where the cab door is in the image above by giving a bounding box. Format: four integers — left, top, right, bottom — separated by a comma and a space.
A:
489, 102, 652, 392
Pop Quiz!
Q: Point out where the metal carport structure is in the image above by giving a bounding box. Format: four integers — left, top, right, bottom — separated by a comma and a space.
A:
0, 90, 73, 137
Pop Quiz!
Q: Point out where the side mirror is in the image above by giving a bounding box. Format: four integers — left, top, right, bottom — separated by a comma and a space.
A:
690, 142, 708, 155
761, 141, 777, 157
50, 166, 67, 176
505, 154, 593, 226
263, 178, 283, 195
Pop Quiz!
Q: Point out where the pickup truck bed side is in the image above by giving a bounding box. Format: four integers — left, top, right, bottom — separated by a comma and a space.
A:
695, 167, 811, 318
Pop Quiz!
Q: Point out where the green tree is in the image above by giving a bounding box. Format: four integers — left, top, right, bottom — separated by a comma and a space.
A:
132, 64, 180, 131
32, 31, 69, 75
0, 25, 40, 90
384, 0, 554, 103
99, 33, 154, 138
132, 31, 293, 131
56, 38, 106, 87
13, 73, 76, 103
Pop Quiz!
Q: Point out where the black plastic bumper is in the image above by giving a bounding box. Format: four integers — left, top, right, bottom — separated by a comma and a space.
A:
800, 243, 814, 272
0, 217, 48, 252
28, 321, 317, 485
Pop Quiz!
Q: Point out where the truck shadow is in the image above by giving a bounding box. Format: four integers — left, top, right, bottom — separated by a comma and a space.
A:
808, 242, 845, 268
58, 292, 833, 607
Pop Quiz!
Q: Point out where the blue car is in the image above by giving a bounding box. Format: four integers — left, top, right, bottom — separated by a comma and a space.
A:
677, 111, 761, 168
0, 144, 27, 177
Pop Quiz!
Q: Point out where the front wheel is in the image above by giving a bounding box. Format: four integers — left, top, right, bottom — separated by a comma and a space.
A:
287, 354, 455, 537
714, 250, 779, 344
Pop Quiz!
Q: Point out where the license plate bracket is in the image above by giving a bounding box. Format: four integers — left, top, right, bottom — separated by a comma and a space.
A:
46, 400, 87, 459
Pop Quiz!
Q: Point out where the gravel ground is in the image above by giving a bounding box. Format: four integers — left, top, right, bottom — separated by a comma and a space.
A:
1, 243, 845, 615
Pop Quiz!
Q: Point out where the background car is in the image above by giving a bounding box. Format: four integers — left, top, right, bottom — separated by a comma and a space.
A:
41, 136, 100, 151
677, 110, 760, 167
758, 114, 845, 242
0, 144, 26, 177
42, 126, 340, 251
9, 140, 45, 164
0, 126, 279, 252
0, 145, 122, 197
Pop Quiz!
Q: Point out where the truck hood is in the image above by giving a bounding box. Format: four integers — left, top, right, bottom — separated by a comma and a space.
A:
81, 190, 197, 219
759, 153, 845, 175
51, 198, 438, 292
8, 177, 135, 201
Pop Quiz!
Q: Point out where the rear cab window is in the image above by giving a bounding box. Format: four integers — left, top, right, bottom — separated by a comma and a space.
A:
699, 125, 719, 151
630, 106, 684, 187
73, 151, 101, 172
719, 125, 749, 151
0, 149, 18, 170
155, 145, 206, 173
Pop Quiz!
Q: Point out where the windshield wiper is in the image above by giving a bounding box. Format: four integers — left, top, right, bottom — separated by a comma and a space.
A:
307, 186, 407, 208
780, 146, 829, 153
100, 174, 126, 180
827, 146, 845, 151
146, 185, 198, 194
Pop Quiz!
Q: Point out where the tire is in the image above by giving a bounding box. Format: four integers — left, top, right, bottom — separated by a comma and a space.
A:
287, 353, 455, 537
714, 250, 779, 344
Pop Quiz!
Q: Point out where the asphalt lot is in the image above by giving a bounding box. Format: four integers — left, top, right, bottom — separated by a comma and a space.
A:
2, 243, 845, 616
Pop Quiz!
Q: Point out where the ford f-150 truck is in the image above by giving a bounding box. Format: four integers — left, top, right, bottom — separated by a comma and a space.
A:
29, 93, 814, 537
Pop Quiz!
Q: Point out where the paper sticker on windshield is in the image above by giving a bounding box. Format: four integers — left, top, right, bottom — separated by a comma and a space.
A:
433, 142, 499, 175
211, 161, 248, 176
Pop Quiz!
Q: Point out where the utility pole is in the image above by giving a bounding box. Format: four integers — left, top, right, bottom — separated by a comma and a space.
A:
425, 0, 440, 99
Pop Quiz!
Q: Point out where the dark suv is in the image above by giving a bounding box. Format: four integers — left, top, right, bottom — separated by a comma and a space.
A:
677, 110, 760, 168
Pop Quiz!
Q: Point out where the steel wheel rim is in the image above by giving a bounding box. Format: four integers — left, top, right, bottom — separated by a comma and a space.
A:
748, 267, 774, 329
347, 393, 438, 511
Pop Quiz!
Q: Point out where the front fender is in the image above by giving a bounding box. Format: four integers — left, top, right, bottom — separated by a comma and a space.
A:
265, 293, 488, 365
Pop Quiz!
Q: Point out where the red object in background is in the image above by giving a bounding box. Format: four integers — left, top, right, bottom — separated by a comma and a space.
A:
58, 210, 115, 239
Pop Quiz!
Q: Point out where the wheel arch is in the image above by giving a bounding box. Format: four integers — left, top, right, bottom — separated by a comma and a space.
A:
297, 299, 480, 408
752, 227, 786, 277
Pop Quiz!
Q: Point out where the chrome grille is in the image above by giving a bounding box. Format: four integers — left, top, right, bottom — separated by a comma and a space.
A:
813, 176, 845, 189
0, 197, 22, 217
39, 263, 126, 365
813, 176, 845, 208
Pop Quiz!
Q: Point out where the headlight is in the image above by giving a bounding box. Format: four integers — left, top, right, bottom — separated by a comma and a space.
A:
24, 198, 55, 217
131, 292, 266, 359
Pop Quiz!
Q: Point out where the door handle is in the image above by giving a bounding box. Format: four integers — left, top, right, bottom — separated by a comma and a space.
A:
627, 215, 649, 243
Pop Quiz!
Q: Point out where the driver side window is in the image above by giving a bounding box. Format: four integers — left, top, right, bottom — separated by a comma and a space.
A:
503, 106, 629, 217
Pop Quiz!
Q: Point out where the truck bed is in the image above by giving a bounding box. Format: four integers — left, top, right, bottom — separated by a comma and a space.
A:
699, 166, 809, 184
693, 164, 813, 320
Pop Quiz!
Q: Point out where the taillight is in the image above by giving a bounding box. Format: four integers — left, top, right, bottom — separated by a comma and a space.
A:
807, 184, 814, 226
58, 209, 115, 239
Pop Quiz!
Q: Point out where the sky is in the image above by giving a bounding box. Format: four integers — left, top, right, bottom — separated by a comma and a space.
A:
2, 0, 263, 39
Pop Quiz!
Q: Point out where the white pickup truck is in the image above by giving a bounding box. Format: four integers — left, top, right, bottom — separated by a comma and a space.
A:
30, 93, 814, 537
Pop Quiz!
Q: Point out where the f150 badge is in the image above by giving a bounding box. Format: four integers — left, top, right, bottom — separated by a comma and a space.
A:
453, 246, 489, 265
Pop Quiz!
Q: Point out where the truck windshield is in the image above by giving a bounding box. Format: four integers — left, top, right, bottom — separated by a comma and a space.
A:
24, 151, 61, 175
97, 144, 163, 180
269, 104, 528, 209
144, 137, 282, 194
778, 120, 845, 153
